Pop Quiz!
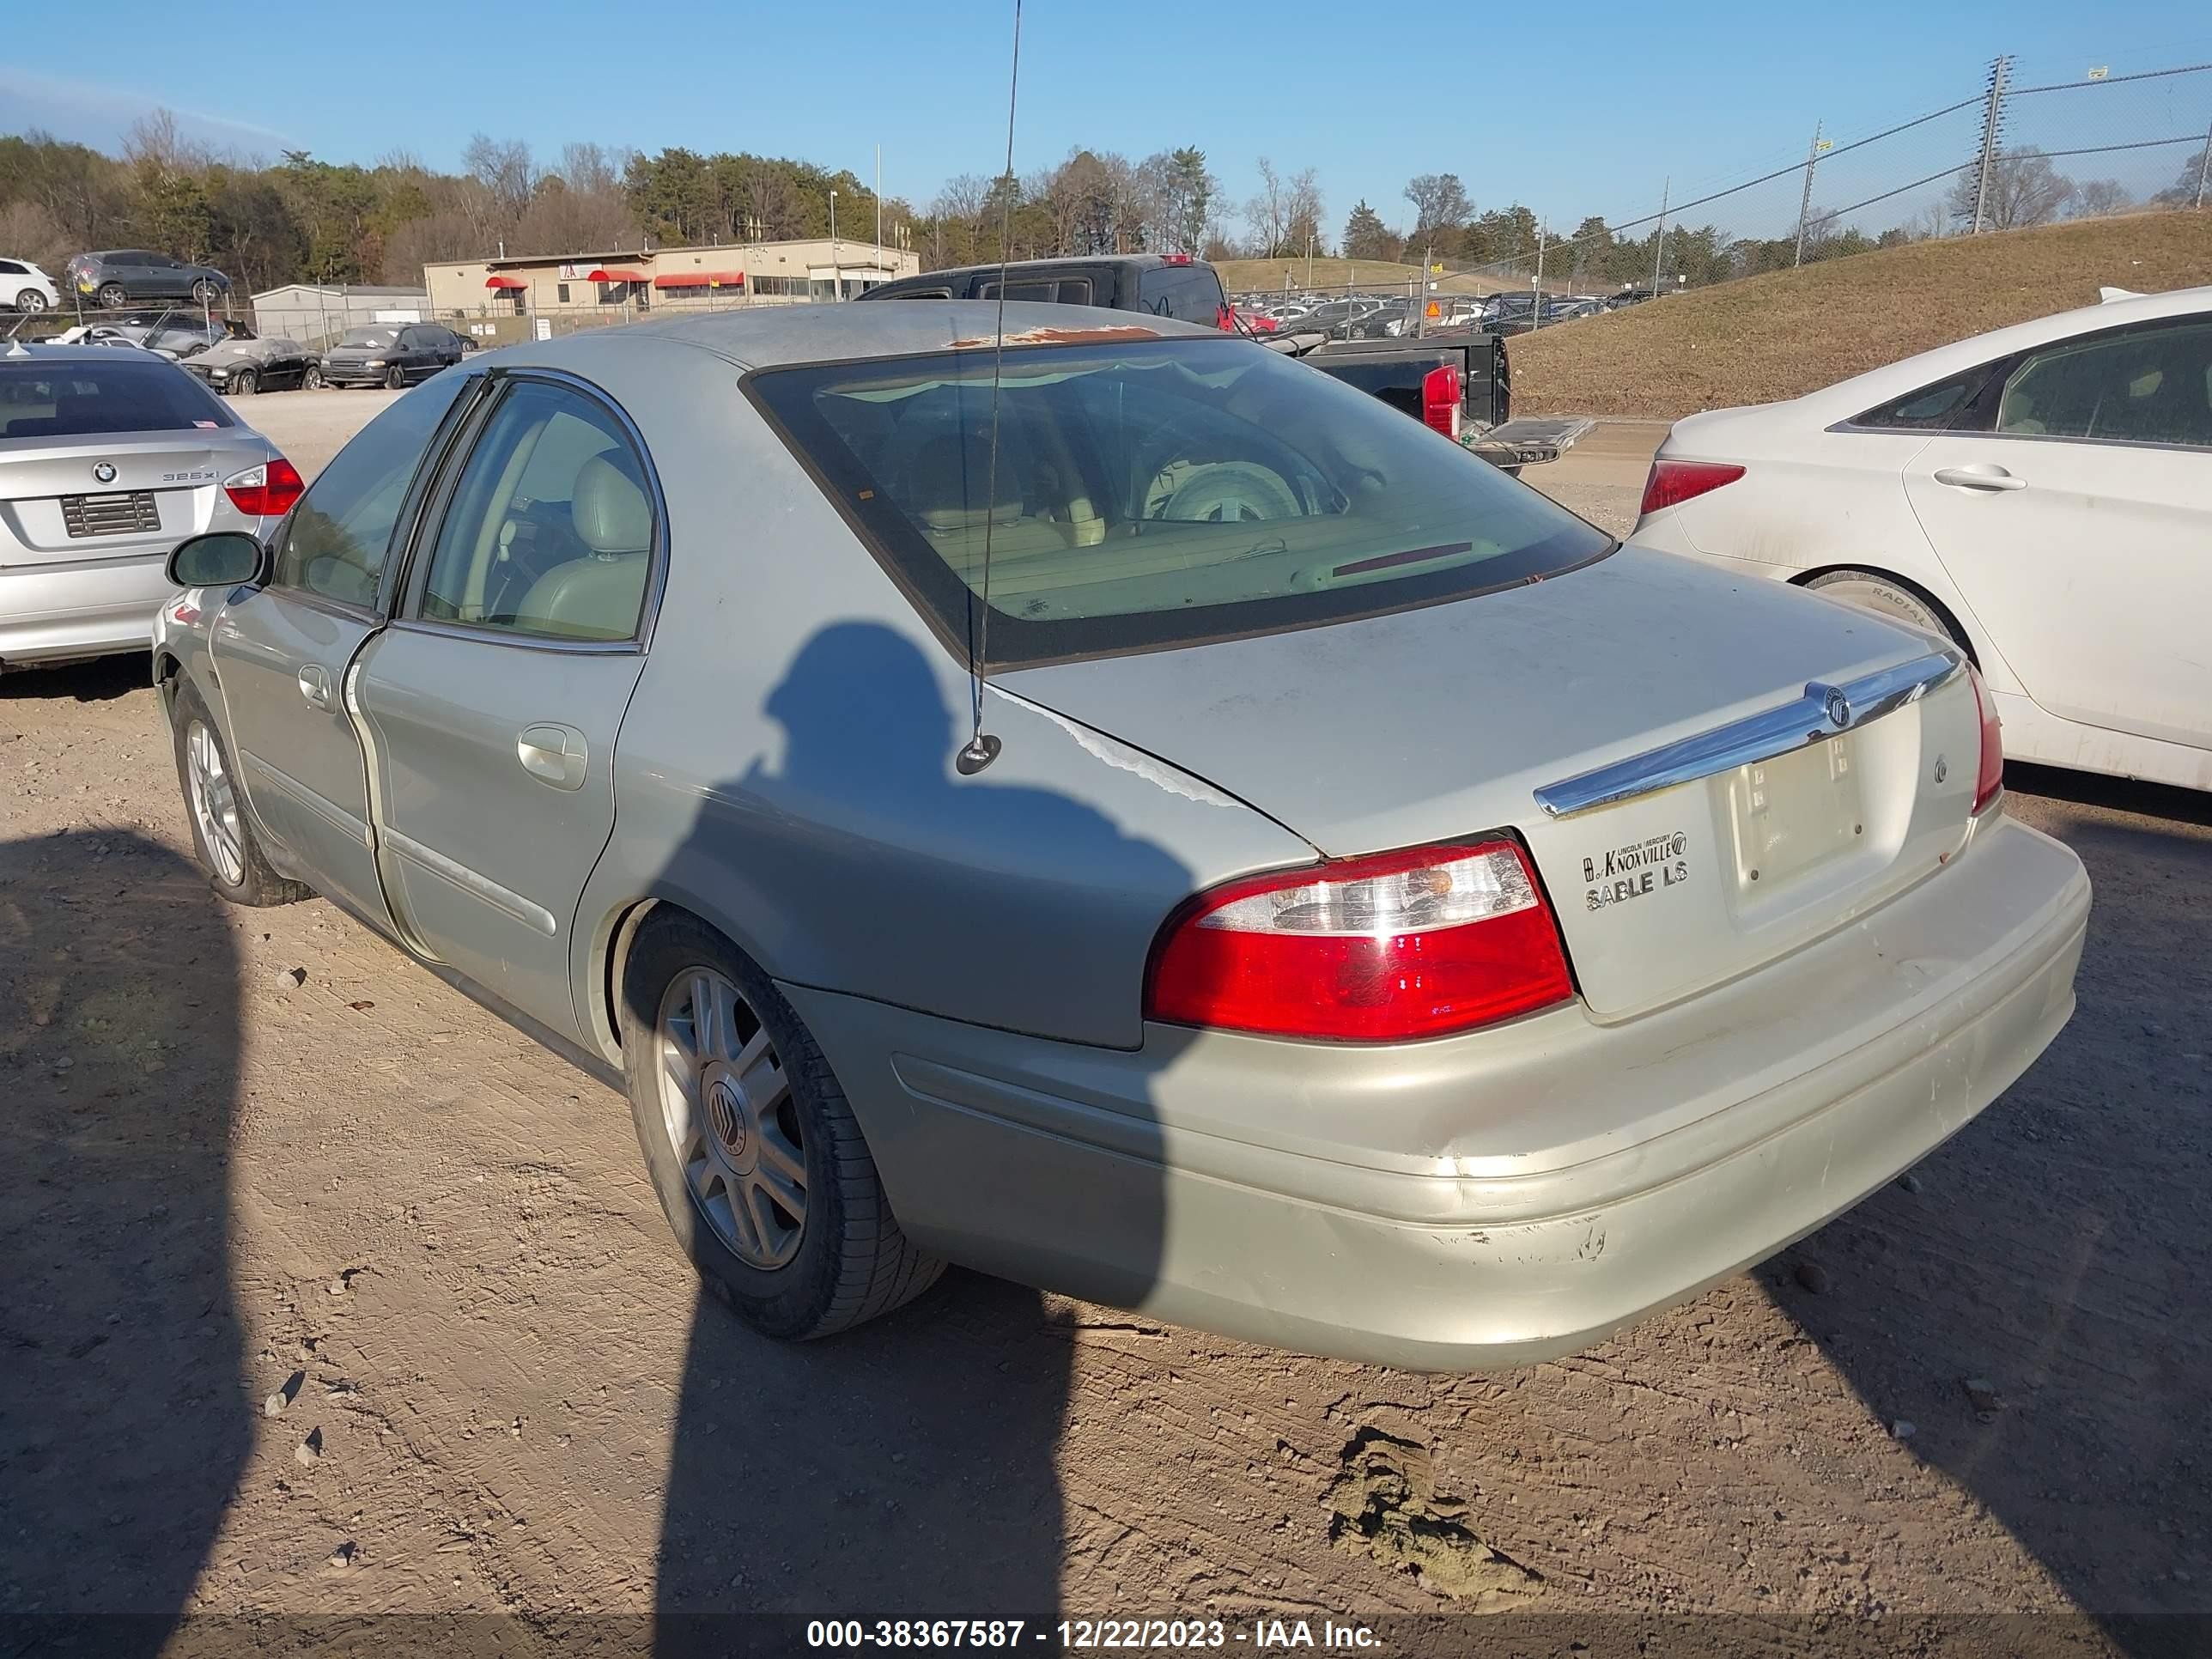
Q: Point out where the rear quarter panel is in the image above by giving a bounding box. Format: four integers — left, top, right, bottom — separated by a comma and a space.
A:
553, 335, 1313, 1057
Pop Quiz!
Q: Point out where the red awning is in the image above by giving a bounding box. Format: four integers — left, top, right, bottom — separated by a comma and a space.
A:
653, 270, 747, 289
483, 275, 526, 290
585, 269, 648, 283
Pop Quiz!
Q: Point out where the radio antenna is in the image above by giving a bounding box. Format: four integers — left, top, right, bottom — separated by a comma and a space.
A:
956, 0, 1022, 778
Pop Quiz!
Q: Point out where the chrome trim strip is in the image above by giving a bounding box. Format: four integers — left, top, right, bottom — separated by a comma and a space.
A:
1534, 650, 1963, 820
380, 825, 559, 938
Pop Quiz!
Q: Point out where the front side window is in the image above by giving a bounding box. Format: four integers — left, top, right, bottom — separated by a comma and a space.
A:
414, 380, 653, 643
751, 336, 1610, 667
0, 359, 234, 437
1996, 319, 2212, 448
271, 370, 473, 607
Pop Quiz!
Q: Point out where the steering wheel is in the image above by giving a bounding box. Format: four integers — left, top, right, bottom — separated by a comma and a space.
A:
1146, 460, 1302, 524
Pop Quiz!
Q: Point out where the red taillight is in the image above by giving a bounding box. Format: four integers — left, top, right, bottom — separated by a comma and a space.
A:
1146, 840, 1573, 1042
1421, 363, 1462, 441
1161, 252, 1193, 265
1968, 662, 2004, 815
1638, 459, 1744, 516
223, 456, 303, 518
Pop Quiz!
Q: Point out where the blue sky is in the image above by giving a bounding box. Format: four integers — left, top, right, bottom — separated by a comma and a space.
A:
5, 1, 2210, 243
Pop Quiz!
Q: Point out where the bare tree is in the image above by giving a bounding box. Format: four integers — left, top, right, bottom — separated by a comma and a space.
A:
1282, 167, 1326, 258
1947, 147, 2075, 230
1243, 156, 1287, 258
1403, 173, 1473, 243
2068, 178, 2133, 219
462, 134, 538, 222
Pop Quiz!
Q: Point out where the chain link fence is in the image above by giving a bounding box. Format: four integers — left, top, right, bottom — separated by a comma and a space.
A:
1432, 57, 2212, 319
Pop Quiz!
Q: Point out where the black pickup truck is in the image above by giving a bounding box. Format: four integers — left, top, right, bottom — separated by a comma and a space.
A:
858, 254, 1589, 468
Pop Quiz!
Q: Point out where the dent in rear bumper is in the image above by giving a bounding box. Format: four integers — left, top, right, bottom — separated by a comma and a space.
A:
788, 814, 2088, 1370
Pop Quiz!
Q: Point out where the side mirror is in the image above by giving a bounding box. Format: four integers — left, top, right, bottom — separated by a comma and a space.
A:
167, 531, 266, 590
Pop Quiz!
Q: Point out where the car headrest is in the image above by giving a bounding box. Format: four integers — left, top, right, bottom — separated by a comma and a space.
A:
904, 434, 1019, 533
572, 453, 651, 555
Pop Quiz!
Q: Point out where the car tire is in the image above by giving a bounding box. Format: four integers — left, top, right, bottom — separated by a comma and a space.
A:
191, 279, 218, 307
1803, 568, 1965, 651
302, 363, 323, 391
618, 909, 945, 1340
96, 283, 129, 310
385, 364, 407, 391
15, 288, 46, 313
171, 680, 310, 908
230, 368, 258, 396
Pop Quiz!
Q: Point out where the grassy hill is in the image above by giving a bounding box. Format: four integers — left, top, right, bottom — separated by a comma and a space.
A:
1215, 256, 1517, 297
1507, 210, 2212, 421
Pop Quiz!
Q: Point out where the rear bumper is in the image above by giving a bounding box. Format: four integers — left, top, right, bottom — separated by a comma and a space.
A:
791, 811, 2088, 1370
0, 554, 174, 665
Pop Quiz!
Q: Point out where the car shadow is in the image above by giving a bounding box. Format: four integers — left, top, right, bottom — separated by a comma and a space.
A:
1771, 799, 2212, 1649
0, 654, 147, 704
647, 621, 1195, 1648
0, 830, 246, 1652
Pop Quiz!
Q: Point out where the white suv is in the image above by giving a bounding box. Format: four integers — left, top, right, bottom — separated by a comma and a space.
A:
2, 258, 62, 313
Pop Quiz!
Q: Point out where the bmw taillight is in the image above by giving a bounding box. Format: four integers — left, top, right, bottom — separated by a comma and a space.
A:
1638, 459, 1744, 516
1421, 364, 1462, 441
222, 456, 303, 518
1968, 662, 2004, 815
1146, 840, 1573, 1042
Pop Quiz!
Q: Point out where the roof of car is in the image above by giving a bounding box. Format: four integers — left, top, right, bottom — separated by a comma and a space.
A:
557, 299, 1223, 372
1, 342, 186, 366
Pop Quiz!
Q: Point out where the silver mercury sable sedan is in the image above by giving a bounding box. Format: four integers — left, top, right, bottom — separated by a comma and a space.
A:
151, 302, 2089, 1369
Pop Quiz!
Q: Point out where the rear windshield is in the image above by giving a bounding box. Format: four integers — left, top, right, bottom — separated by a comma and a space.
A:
338, 328, 397, 349
750, 336, 1610, 667
0, 359, 235, 438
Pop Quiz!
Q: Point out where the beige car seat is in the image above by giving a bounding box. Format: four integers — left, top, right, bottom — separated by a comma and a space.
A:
512, 453, 653, 640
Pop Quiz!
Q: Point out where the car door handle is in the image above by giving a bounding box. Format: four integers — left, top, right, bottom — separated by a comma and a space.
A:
1931, 465, 2026, 492
296, 664, 331, 708
516, 724, 587, 792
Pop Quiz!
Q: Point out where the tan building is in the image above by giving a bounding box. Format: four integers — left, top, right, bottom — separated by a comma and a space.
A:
422, 237, 918, 329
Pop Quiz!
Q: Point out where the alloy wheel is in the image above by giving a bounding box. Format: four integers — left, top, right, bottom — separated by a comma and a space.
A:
653, 968, 808, 1269
185, 720, 246, 888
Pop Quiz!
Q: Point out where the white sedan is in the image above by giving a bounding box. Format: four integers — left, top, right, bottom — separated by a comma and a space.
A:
1632, 284, 2212, 791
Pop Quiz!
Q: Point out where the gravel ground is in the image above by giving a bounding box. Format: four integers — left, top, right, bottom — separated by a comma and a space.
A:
2, 403, 2206, 1656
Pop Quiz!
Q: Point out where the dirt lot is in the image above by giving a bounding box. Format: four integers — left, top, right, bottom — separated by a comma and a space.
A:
2, 395, 2208, 1656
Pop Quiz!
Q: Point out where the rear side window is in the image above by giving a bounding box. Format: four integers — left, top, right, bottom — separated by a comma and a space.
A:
1996, 319, 2212, 449
414, 380, 653, 642
981, 277, 1093, 305
750, 336, 1610, 668
1850, 362, 2004, 432
0, 359, 234, 437
1138, 265, 1227, 325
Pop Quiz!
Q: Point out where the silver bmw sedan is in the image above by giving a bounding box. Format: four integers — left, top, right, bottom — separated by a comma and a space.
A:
150, 302, 2089, 1370
2, 344, 300, 670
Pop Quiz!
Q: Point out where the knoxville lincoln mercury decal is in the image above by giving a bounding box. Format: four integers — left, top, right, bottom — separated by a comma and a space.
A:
1583, 830, 1691, 911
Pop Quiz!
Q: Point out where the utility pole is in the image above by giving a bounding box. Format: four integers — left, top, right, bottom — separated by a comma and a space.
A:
829, 191, 840, 301
1530, 224, 1546, 331
874, 144, 883, 284
1650, 178, 1668, 298
1793, 123, 1826, 268
1972, 55, 2011, 234
2195, 113, 2212, 209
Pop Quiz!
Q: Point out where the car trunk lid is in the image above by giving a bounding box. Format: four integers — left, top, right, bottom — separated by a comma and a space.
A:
999, 548, 1985, 1021
0, 433, 232, 566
